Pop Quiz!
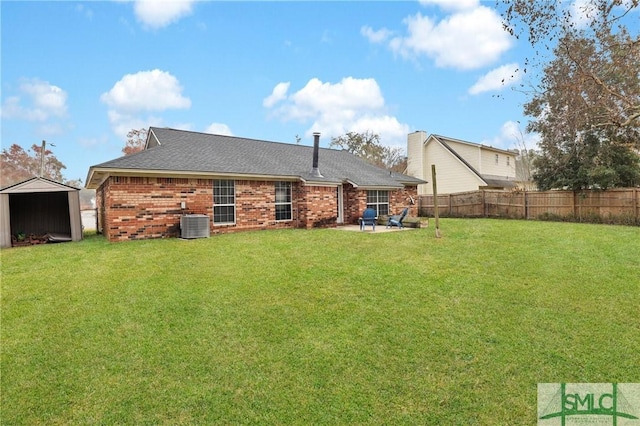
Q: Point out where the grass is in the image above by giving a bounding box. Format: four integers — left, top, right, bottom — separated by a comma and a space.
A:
1, 219, 639, 425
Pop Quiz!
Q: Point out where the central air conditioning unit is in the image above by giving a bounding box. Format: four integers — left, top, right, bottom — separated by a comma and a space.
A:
180, 214, 210, 239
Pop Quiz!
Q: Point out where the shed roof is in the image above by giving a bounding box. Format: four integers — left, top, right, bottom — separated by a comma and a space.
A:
86, 127, 425, 189
0, 176, 80, 193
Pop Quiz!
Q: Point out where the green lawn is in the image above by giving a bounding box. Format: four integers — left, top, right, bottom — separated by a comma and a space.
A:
2, 219, 639, 425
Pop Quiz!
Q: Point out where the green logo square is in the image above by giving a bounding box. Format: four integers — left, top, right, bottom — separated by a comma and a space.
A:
538, 383, 640, 425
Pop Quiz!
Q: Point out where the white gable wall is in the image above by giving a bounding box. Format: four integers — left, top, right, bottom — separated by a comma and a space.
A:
422, 140, 486, 195
407, 133, 520, 195
479, 149, 516, 178
445, 139, 481, 170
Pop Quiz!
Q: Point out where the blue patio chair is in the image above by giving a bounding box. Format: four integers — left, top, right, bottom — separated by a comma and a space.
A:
386, 207, 409, 229
360, 208, 377, 231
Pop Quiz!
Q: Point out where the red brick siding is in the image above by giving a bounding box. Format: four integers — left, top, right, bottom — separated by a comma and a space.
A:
97, 176, 417, 241
344, 184, 367, 224
214, 180, 296, 234
299, 185, 338, 228
343, 185, 419, 224
391, 186, 419, 217
98, 177, 212, 242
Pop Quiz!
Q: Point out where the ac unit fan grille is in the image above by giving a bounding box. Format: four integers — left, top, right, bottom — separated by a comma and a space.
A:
180, 215, 210, 239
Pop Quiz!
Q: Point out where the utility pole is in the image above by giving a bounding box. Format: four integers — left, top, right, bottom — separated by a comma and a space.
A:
40, 140, 46, 177
39, 140, 55, 179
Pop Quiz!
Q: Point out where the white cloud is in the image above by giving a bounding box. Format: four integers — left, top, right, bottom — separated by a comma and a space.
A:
101, 69, 191, 113
0, 79, 68, 121
468, 63, 522, 95
133, 0, 194, 29
361, 26, 393, 44
106, 110, 164, 140
348, 115, 410, 151
100, 69, 191, 138
24, 82, 68, 113
569, 0, 597, 28
418, 0, 479, 12
282, 77, 384, 122
481, 120, 540, 150
379, 5, 511, 70
263, 82, 290, 108
265, 77, 409, 148
101, 69, 191, 139
205, 123, 233, 136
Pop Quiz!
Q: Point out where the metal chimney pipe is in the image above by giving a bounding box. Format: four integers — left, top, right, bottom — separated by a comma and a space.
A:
311, 132, 323, 178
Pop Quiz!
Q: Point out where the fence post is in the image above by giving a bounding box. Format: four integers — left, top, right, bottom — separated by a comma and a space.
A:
482, 190, 487, 217
633, 188, 640, 225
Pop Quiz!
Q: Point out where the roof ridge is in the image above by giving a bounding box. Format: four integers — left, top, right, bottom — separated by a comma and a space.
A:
86, 128, 426, 189
432, 133, 514, 154
151, 126, 342, 152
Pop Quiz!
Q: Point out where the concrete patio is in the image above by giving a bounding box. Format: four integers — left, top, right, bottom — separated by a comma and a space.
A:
334, 224, 418, 233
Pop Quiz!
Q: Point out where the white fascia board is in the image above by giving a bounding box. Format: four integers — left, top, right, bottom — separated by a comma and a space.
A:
85, 167, 305, 189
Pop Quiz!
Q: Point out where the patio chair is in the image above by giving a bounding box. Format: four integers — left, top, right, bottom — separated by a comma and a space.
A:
360, 208, 377, 231
386, 207, 409, 229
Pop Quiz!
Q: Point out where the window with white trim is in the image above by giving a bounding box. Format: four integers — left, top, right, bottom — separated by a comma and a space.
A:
366, 190, 389, 216
275, 182, 292, 221
213, 179, 235, 224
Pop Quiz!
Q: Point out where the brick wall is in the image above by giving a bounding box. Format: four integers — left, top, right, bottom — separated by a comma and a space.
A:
391, 186, 419, 217
344, 184, 367, 224
98, 177, 212, 241
299, 185, 338, 228
97, 176, 418, 241
216, 180, 297, 234
343, 185, 419, 223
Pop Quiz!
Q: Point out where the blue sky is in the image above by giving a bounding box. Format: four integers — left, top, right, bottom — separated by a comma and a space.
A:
2, 0, 541, 184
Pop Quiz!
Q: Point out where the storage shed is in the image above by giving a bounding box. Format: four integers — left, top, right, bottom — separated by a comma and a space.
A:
0, 177, 83, 248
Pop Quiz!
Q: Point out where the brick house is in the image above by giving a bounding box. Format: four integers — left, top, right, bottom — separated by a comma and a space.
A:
85, 127, 425, 242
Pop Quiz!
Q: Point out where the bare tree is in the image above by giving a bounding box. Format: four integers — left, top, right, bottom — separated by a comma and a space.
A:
498, 0, 640, 189
330, 131, 406, 172
498, 0, 639, 130
122, 128, 148, 155
510, 127, 538, 190
1, 143, 66, 186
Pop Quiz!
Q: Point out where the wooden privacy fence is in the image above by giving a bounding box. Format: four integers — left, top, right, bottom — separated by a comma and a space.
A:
418, 188, 640, 225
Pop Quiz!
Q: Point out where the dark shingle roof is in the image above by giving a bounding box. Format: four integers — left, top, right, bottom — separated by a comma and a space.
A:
86, 127, 424, 189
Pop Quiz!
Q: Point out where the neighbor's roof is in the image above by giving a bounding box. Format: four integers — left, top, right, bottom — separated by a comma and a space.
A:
86, 127, 425, 189
431, 134, 517, 156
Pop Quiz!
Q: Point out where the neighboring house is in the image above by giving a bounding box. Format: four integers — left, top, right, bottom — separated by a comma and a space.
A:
407, 130, 519, 195
85, 127, 424, 242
